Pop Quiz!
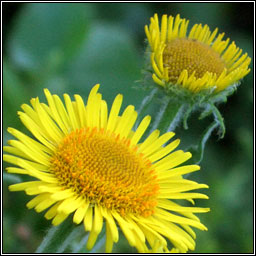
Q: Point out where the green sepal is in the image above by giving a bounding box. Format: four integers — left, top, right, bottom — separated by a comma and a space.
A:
186, 121, 219, 165
182, 104, 193, 130
210, 103, 226, 139
199, 104, 213, 120
199, 103, 226, 138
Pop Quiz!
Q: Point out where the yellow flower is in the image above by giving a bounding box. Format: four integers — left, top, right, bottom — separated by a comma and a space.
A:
145, 14, 251, 93
4, 85, 209, 253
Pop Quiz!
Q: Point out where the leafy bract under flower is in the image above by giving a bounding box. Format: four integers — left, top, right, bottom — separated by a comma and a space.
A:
145, 14, 251, 93
4, 84, 209, 253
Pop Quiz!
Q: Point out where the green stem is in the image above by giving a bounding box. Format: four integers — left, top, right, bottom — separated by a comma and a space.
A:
35, 216, 78, 253
151, 99, 186, 135
71, 234, 89, 253
36, 216, 107, 253
135, 87, 158, 129
56, 225, 84, 253
36, 225, 60, 253
90, 236, 106, 253
149, 96, 171, 134
135, 87, 187, 139
166, 103, 186, 132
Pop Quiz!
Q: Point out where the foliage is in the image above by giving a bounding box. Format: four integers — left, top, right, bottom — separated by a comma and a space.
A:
3, 2, 253, 253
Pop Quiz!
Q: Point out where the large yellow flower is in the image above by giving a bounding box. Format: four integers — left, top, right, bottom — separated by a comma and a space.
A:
4, 85, 209, 253
145, 14, 251, 93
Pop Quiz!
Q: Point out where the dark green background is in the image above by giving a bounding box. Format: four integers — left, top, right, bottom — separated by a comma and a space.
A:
3, 3, 254, 253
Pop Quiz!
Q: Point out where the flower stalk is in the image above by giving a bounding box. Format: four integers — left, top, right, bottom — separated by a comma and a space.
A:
35, 217, 106, 253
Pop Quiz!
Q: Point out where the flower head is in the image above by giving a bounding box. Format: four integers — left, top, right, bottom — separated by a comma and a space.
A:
4, 85, 209, 253
145, 14, 251, 93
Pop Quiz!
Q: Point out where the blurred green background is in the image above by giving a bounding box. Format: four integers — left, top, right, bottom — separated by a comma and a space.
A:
3, 3, 253, 253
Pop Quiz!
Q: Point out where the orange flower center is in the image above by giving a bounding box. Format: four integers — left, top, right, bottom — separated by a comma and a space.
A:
163, 38, 225, 82
50, 128, 159, 217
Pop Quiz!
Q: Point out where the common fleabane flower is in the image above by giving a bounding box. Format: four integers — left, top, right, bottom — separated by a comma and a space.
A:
4, 85, 209, 253
145, 14, 251, 94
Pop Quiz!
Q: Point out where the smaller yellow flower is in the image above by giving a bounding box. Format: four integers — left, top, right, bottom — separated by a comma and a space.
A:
145, 14, 251, 93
